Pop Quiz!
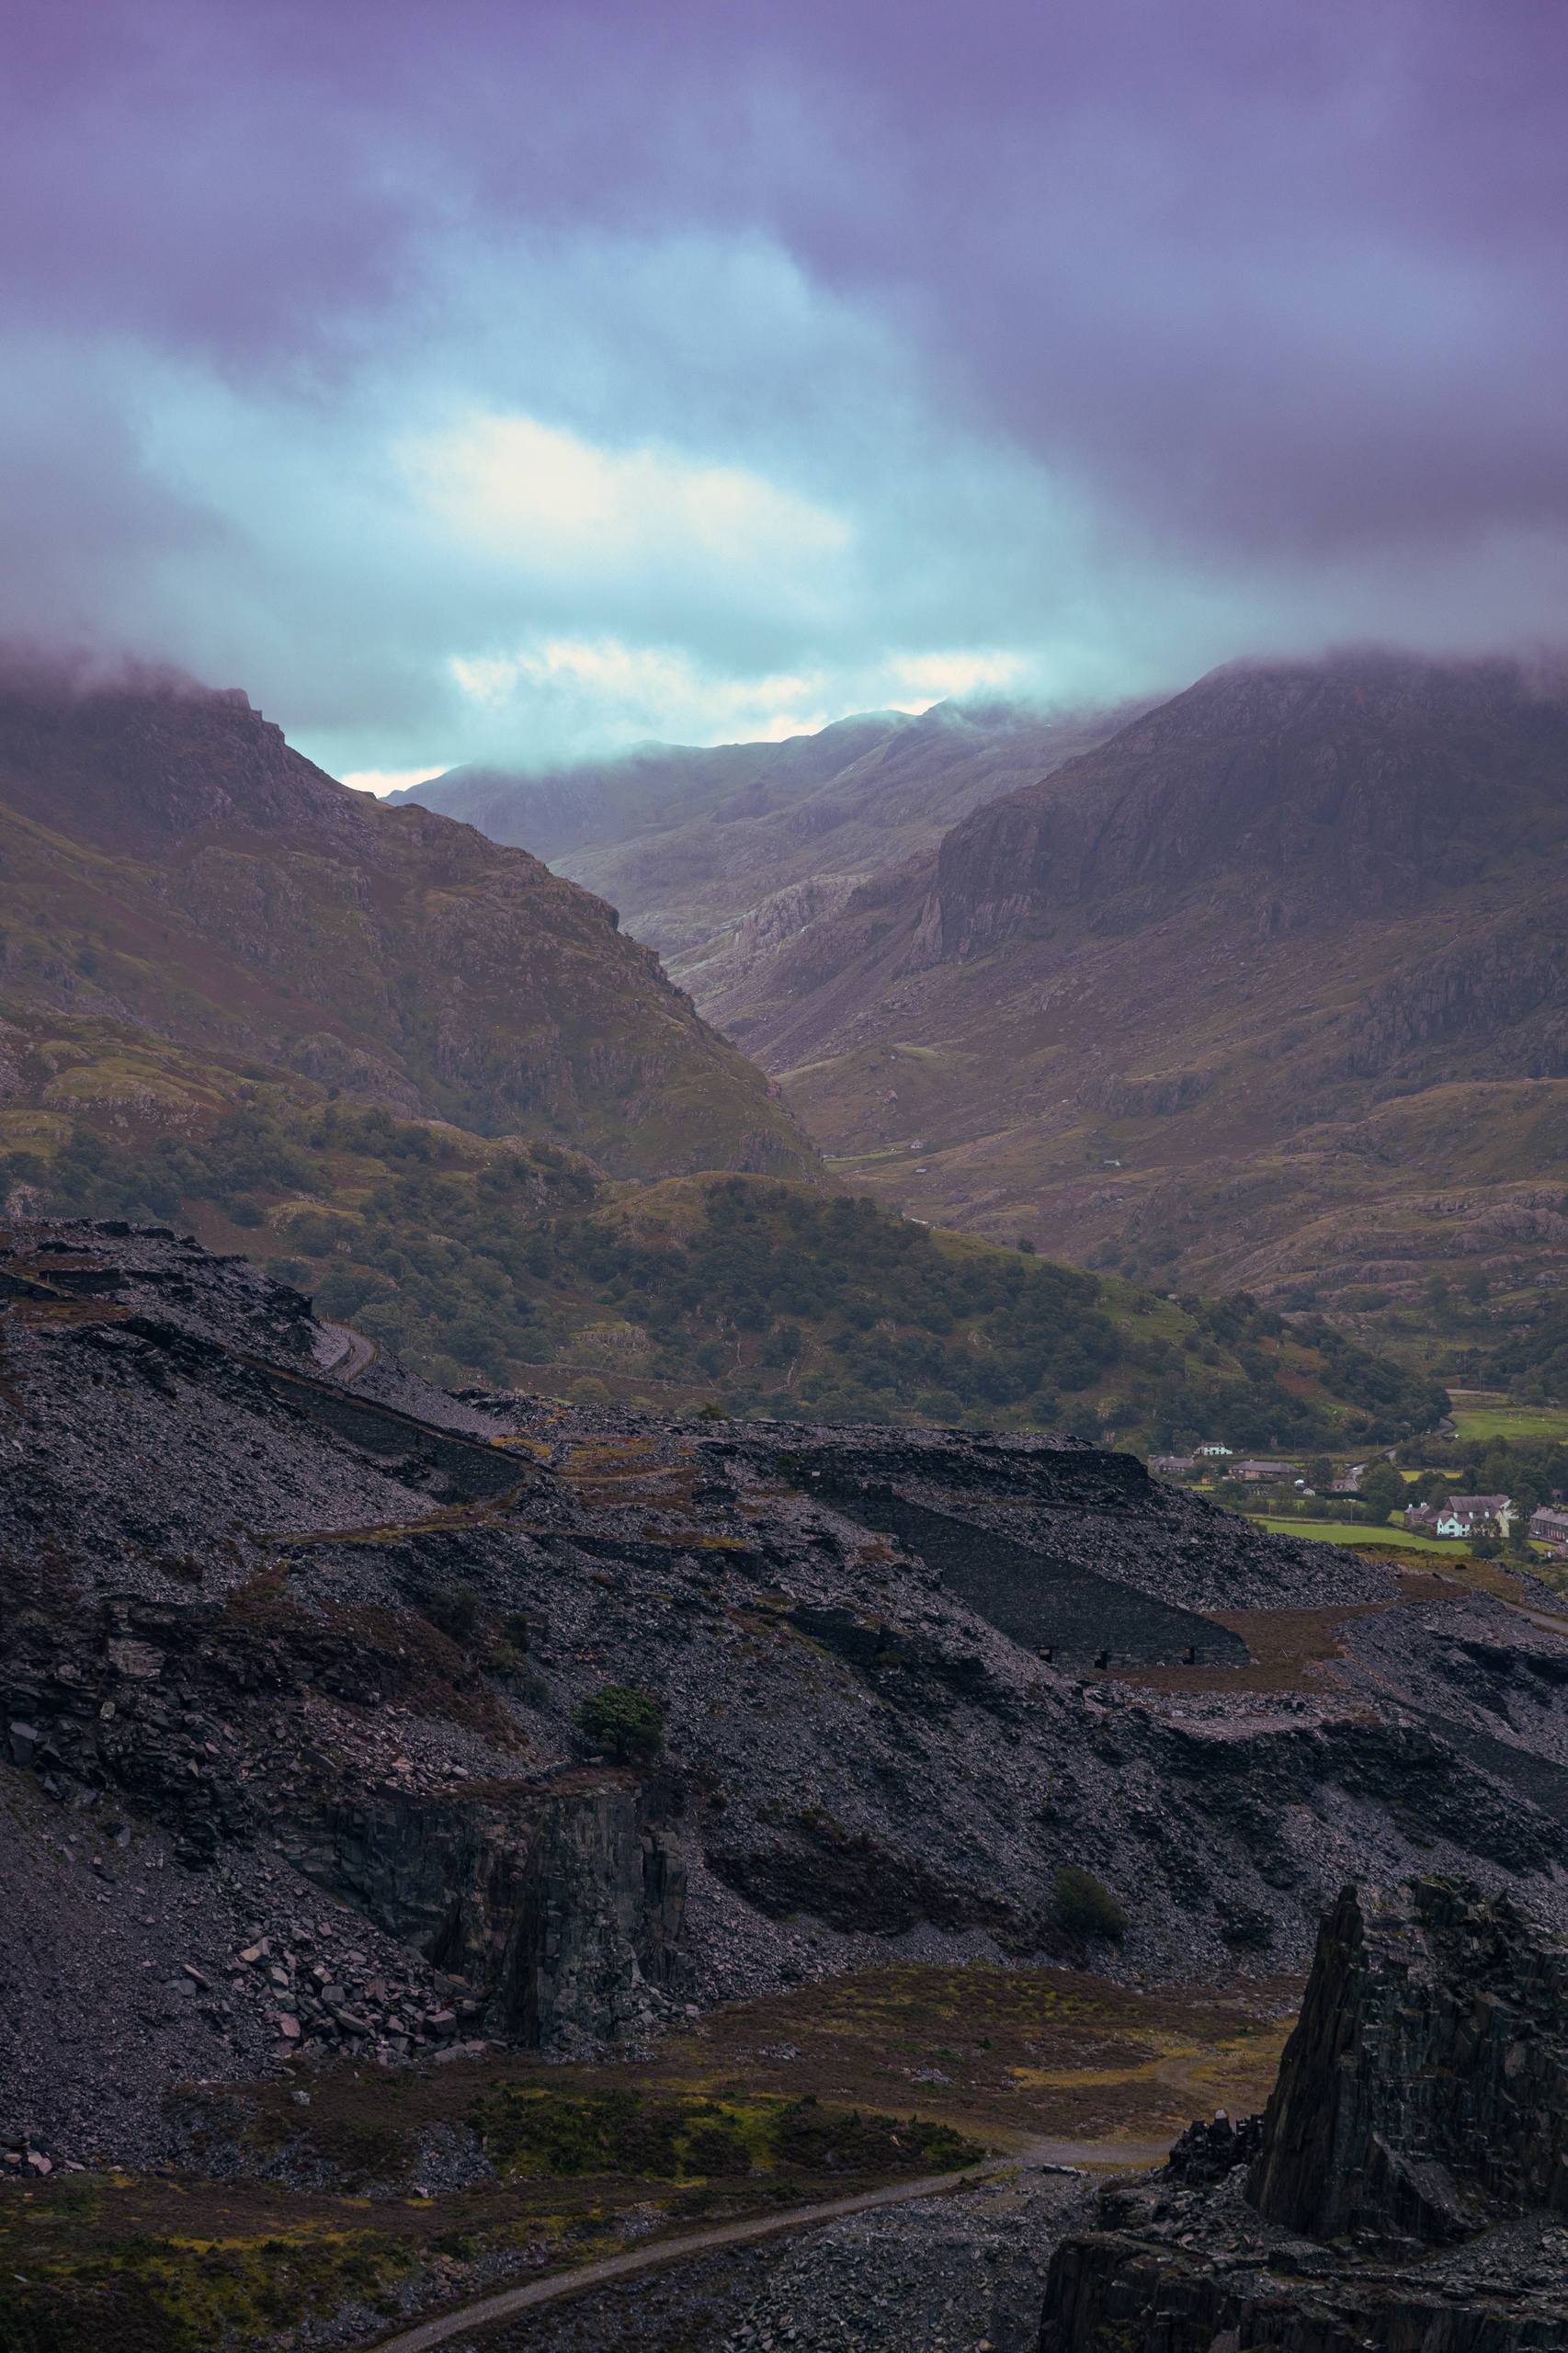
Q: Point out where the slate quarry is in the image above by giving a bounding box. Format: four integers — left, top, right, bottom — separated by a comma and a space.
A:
6, 1221, 1568, 2172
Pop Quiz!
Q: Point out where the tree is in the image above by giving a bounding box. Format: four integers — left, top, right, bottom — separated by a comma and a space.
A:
574, 1684, 665, 1765
1358, 1461, 1406, 1525
1306, 1456, 1335, 1495
1053, 1865, 1129, 1945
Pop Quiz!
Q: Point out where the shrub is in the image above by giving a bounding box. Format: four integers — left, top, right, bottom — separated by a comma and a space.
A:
1053, 1864, 1129, 1944
574, 1683, 665, 1765
424, 1584, 481, 1644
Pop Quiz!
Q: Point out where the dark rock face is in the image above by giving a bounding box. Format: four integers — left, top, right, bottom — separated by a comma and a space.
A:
298, 1773, 687, 2051
1039, 1877, 1568, 2353
1250, 1878, 1568, 2244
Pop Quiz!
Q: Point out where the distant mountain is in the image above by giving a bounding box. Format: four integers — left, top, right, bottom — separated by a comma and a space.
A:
396, 699, 1142, 961
728, 654, 1568, 1341
0, 666, 813, 1183
0, 661, 1458, 1422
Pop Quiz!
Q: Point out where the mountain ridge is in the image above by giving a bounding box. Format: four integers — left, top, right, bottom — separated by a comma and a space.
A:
0, 665, 813, 1183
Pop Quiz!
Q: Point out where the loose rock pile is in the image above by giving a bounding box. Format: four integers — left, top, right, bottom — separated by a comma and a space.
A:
7, 1222, 1568, 2175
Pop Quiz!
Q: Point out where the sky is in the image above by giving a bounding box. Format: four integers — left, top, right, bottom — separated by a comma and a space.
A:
6, 2, 1568, 785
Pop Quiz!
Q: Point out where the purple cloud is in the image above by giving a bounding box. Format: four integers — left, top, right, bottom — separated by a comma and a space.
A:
3, 1, 1567, 767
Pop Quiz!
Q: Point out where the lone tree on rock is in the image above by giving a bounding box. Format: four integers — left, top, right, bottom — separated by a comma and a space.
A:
574, 1683, 665, 1765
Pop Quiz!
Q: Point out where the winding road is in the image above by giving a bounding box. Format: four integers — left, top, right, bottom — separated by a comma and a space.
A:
365, 2140, 1161, 2353
318, 1320, 379, 1384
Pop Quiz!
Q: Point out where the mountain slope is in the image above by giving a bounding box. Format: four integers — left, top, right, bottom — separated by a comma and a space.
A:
744, 654, 1568, 1340
0, 665, 812, 1182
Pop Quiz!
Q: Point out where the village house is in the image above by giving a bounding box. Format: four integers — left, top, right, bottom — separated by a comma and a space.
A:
1403, 1501, 1439, 1535
1529, 1505, 1568, 1552
1195, 1442, 1233, 1459
1436, 1493, 1514, 1540
1230, 1458, 1303, 1483
1331, 1462, 1367, 1495
1148, 1454, 1198, 1478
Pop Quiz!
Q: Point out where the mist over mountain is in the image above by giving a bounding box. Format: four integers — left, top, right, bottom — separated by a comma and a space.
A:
399, 698, 1143, 963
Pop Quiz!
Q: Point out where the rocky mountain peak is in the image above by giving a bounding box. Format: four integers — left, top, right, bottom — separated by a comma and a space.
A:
0, 665, 350, 855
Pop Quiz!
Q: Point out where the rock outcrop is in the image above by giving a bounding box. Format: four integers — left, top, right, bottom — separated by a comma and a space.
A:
1039, 1877, 1568, 2353
1251, 1878, 1568, 2243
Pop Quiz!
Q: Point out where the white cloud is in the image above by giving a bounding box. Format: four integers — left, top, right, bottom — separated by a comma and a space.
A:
406, 412, 850, 583
885, 648, 1030, 702
447, 633, 1048, 752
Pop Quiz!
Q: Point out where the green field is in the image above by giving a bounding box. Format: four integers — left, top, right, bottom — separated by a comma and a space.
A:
1447, 1404, 1568, 1444
1248, 1515, 1465, 1554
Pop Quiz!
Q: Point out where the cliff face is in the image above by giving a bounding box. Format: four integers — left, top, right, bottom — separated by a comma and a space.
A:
299, 1773, 687, 2052
1250, 1877, 1568, 2242
931, 654, 1568, 955
6, 1225, 1568, 2169
0, 668, 814, 1181
1039, 1875, 1568, 2353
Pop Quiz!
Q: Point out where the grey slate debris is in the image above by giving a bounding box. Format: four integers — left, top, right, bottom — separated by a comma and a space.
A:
5, 1220, 1568, 2178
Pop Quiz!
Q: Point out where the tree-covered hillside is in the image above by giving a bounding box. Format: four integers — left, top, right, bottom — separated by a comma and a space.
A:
6, 1099, 1447, 1446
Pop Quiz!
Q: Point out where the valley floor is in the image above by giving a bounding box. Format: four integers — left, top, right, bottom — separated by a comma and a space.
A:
0, 1961, 1290, 2353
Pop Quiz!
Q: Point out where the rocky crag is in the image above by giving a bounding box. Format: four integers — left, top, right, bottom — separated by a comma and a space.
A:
1040, 1876, 1568, 2351
5, 1223, 1568, 2173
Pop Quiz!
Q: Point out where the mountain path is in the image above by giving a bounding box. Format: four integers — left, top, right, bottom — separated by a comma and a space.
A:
363, 2140, 1158, 2352
318, 1320, 378, 1383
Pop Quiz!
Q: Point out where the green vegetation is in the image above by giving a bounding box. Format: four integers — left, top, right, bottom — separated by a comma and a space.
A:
0, 2200, 415, 2353
574, 1683, 665, 1765
5, 1097, 1446, 1444
1449, 1402, 1568, 1444
1248, 1516, 1468, 1553
1052, 1866, 1129, 1945
1355, 1461, 1407, 1525
472, 2087, 981, 2183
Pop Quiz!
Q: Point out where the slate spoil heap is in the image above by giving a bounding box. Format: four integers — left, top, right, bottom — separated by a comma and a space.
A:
1039, 1876, 1568, 2352
6, 1220, 1568, 2175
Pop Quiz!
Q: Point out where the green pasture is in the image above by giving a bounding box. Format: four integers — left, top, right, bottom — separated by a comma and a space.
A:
1248, 1515, 1464, 1554
1447, 1404, 1568, 1445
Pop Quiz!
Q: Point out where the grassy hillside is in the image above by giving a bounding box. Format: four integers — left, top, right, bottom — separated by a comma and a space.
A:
6, 1092, 1448, 1445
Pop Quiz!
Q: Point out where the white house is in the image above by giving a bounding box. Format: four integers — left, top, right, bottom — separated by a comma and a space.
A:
1435, 1493, 1514, 1540
1195, 1442, 1233, 1459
